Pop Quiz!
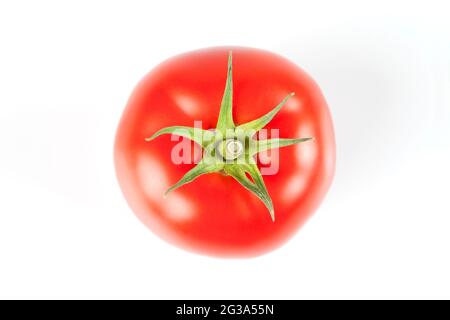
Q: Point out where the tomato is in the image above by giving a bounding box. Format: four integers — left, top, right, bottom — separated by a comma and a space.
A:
114, 47, 335, 257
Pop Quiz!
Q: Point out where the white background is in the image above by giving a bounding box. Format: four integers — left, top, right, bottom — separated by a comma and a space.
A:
0, 0, 449, 299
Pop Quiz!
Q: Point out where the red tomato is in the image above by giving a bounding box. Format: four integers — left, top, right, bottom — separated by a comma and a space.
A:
114, 47, 335, 257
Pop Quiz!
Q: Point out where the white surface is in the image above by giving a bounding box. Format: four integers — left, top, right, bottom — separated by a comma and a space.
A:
0, 0, 449, 299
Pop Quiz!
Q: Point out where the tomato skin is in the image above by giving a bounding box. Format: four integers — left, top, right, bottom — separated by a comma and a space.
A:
114, 47, 335, 257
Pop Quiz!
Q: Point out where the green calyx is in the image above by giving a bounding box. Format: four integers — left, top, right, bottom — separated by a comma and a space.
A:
146, 52, 312, 221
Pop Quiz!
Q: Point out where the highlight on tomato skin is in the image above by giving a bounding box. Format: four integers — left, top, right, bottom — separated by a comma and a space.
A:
114, 46, 335, 258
